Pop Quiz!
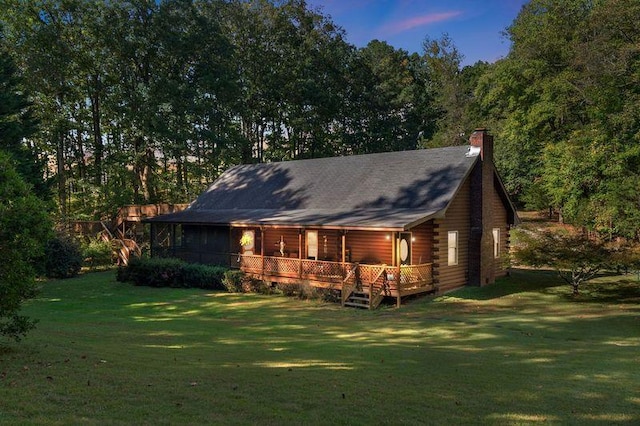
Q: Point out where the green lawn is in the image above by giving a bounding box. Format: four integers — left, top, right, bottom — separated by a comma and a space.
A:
1, 270, 639, 425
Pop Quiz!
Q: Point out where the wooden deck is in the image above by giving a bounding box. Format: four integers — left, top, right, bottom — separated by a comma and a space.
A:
234, 254, 435, 308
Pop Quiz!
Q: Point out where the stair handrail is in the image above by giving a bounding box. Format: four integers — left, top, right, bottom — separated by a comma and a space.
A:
341, 263, 359, 307
368, 266, 389, 309
100, 220, 115, 240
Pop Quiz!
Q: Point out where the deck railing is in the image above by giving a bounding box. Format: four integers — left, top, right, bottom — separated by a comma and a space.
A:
236, 254, 433, 291
399, 263, 433, 290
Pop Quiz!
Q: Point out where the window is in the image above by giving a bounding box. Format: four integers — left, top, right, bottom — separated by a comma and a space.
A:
493, 228, 500, 259
448, 231, 458, 266
174, 224, 183, 247
307, 231, 318, 260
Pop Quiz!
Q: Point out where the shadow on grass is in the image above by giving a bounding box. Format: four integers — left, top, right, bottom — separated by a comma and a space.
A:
445, 268, 562, 301
7, 269, 640, 425
572, 277, 640, 305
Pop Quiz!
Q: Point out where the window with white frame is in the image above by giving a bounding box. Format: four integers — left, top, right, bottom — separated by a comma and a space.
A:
493, 228, 500, 259
306, 230, 318, 260
448, 231, 458, 266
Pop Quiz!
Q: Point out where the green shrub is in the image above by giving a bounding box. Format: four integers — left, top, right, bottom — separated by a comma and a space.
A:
221, 270, 269, 293
277, 283, 299, 297
298, 281, 319, 300
44, 235, 83, 278
182, 264, 226, 290
117, 258, 227, 290
82, 237, 113, 269
118, 257, 184, 287
222, 270, 244, 292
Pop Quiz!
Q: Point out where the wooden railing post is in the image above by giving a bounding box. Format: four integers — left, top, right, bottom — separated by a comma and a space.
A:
397, 265, 402, 307
298, 230, 303, 278
260, 227, 265, 280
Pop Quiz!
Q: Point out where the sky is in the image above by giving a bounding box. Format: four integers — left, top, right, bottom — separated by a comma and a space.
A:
307, 0, 529, 66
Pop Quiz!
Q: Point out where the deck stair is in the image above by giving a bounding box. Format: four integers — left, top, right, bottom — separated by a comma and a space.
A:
341, 263, 390, 309
343, 288, 371, 309
99, 221, 141, 266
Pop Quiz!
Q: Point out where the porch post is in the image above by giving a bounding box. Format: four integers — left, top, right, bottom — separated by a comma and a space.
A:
397, 264, 402, 308
341, 231, 346, 263
390, 231, 396, 267
298, 229, 303, 278
260, 227, 265, 279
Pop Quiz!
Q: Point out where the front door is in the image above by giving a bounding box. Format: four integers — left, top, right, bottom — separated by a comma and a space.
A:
399, 232, 412, 265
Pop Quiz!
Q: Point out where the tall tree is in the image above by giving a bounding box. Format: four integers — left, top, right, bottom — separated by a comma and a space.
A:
478, 0, 640, 238
0, 150, 52, 342
0, 44, 50, 200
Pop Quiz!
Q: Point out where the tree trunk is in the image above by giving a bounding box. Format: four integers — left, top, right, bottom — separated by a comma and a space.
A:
56, 129, 67, 219
90, 74, 103, 186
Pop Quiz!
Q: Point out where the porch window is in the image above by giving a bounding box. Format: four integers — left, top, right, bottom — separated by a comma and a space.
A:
493, 228, 500, 258
174, 224, 183, 248
306, 230, 318, 260
448, 231, 458, 266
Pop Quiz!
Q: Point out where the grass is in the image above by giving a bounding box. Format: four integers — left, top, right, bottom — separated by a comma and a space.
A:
1, 269, 639, 425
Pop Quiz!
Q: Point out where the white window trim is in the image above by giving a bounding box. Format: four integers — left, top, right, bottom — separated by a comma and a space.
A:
493, 228, 500, 259
448, 231, 458, 266
306, 230, 318, 260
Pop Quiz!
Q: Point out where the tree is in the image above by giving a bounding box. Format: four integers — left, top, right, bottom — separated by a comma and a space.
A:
422, 34, 468, 147
512, 228, 610, 295
0, 45, 50, 201
477, 0, 640, 240
0, 150, 52, 341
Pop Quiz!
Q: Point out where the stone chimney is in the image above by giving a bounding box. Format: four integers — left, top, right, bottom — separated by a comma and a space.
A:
468, 128, 496, 286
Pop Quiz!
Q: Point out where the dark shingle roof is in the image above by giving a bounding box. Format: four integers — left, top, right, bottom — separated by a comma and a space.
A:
149, 146, 479, 230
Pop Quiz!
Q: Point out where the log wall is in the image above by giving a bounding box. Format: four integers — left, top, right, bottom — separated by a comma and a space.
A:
346, 230, 393, 265
491, 180, 510, 278
410, 221, 435, 265
433, 178, 471, 292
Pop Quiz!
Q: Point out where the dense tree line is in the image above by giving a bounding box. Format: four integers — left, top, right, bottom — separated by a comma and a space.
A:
0, 0, 450, 218
1, 0, 639, 240
480, 0, 640, 239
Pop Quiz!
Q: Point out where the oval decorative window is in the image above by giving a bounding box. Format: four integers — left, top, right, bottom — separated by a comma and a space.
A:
400, 239, 409, 262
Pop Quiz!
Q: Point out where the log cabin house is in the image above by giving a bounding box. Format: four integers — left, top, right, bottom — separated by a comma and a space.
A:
147, 129, 518, 308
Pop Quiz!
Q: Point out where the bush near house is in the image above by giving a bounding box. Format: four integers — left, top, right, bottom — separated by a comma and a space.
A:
222, 270, 271, 294
81, 237, 113, 270
117, 258, 227, 290
44, 234, 83, 279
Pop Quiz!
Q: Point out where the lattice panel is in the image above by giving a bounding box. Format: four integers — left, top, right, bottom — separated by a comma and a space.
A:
239, 254, 262, 272
264, 256, 299, 275
399, 263, 433, 288
301, 260, 344, 278
359, 265, 386, 284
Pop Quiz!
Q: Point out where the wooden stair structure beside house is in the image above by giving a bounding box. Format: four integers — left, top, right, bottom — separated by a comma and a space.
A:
98, 221, 141, 266
70, 203, 188, 267
340, 263, 391, 309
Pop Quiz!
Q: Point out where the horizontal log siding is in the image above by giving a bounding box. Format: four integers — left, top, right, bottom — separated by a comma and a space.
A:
435, 178, 471, 291
409, 221, 434, 265
346, 230, 393, 265
263, 228, 300, 257
311, 229, 341, 261
491, 183, 509, 278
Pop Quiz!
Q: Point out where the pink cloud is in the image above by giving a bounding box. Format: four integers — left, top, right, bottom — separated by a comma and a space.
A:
381, 11, 463, 35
